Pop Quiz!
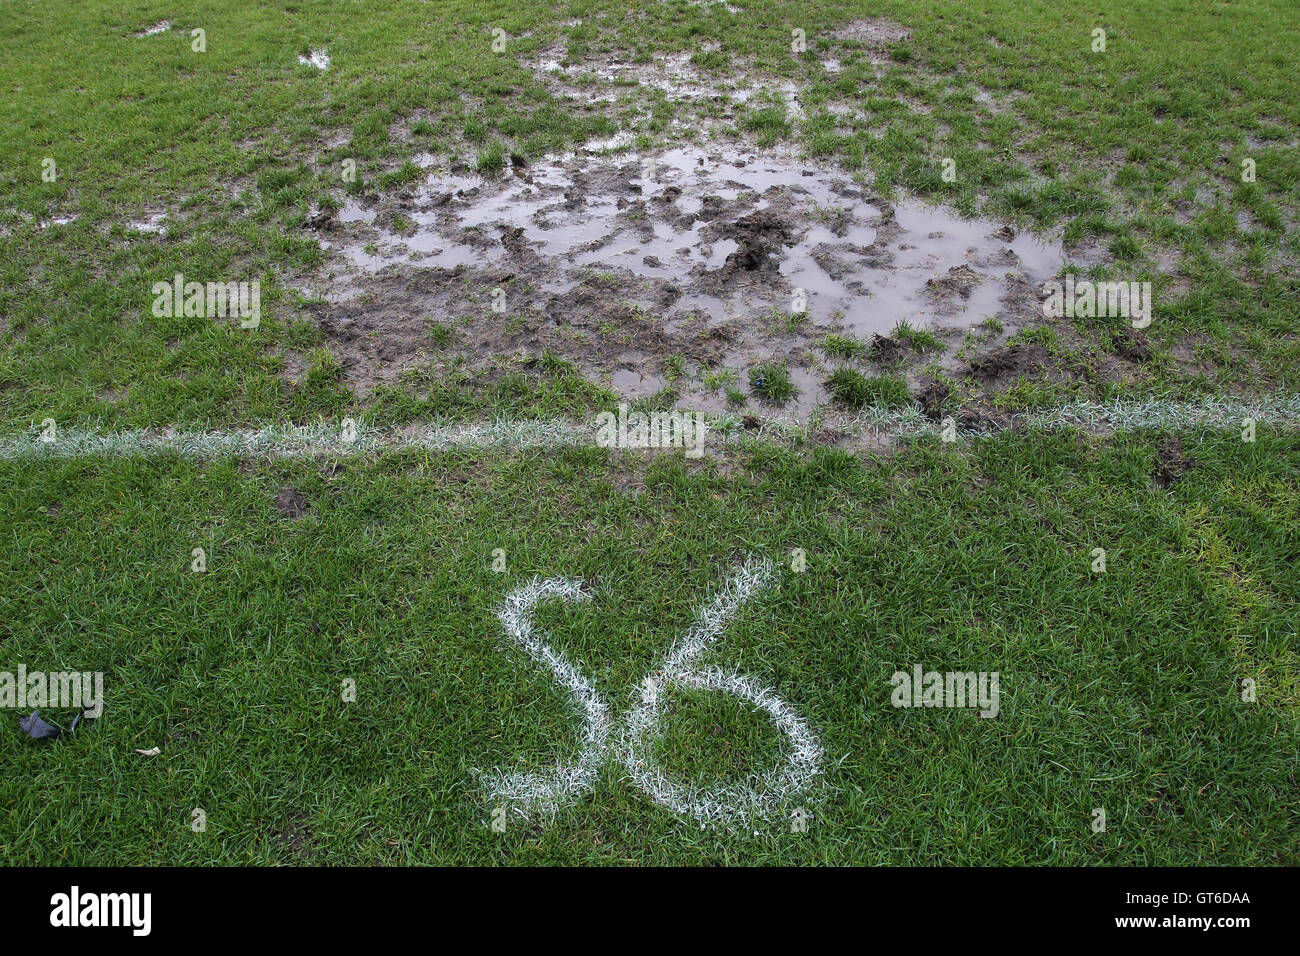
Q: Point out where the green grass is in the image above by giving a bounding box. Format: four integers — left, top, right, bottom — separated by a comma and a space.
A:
748, 361, 799, 405
825, 369, 911, 409
740, 102, 793, 147
0, 0, 1297, 427
0, 0, 1297, 866
475, 142, 507, 175
892, 320, 945, 354
822, 333, 867, 360
1, 428, 1296, 864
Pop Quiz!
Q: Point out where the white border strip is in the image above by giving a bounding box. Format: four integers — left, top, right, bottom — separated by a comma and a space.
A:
3, 395, 1298, 461
0, 420, 591, 461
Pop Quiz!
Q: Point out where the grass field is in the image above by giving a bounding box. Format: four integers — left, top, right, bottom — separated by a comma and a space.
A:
1, 1, 1297, 865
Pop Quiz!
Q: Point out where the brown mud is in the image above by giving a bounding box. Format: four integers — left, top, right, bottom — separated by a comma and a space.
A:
302, 146, 1066, 419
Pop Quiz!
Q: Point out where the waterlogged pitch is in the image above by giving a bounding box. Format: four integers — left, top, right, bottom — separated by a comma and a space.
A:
0, 0, 1296, 867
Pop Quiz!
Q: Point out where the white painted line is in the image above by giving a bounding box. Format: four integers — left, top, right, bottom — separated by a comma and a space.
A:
484, 558, 823, 828
2, 395, 1297, 462
0, 420, 592, 461
621, 556, 823, 827
483, 578, 611, 817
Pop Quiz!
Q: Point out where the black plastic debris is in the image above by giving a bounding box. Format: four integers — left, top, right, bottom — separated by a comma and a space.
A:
18, 709, 84, 741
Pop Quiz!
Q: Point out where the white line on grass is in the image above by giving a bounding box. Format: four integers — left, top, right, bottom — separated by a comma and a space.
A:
3, 394, 1297, 461
484, 577, 611, 818
484, 558, 822, 828
0, 419, 592, 460
620, 556, 823, 827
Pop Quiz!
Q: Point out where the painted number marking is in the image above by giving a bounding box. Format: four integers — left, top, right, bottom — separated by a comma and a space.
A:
483, 558, 822, 826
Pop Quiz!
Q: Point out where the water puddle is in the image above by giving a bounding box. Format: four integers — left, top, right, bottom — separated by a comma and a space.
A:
310, 145, 1064, 417
298, 49, 331, 70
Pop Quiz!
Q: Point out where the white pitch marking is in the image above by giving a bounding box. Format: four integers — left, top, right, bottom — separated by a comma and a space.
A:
3, 396, 1298, 463
482, 577, 611, 816
620, 557, 823, 826
0, 420, 593, 461
485, 558, 823, 827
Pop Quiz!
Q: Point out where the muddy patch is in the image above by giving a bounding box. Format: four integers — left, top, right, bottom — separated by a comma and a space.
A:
274, 821, 317, 861
532, 49, 805, 122
1153, 437, 1196, 489
966, 345, 1047, 384
273, 487, 309, 518
1112, 327, 1153, 364
304, 146, 1064, 417
917, 381, 951, 421
834, 18, 913, 55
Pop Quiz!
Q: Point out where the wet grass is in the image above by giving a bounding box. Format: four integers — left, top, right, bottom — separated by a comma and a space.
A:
825, 368, 910, 409
1, 428, 1296, 864
822, 333, 868, 360
748, 361, 798, 405
892, 321, 944, 354
0, 1, 1297, 866
0, 0, 1296, 428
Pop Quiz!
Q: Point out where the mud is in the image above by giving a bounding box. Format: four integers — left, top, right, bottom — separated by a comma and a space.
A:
533, 50, 806, 123
273, 487, 308, 518
956, 406, 1012, 433
1152, 437, 1196, 488
966, 345, 1047, 383
917, 381, 950, 421
1112, 327, 1153, 364
870, 334, 906, 366
304, 145, 1065, 418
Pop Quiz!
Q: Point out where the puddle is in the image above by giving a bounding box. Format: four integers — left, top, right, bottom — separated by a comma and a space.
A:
308, 146, 1063, 417
126, 212, 167, 234
298, 49, 330, 70
682, 0, 742, 12
537, 51, 769, 108
835, 17, 913, 50
581, 131, 639, 154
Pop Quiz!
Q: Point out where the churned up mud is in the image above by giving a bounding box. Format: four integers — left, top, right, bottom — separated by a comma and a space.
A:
302, 143, 1065, 418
